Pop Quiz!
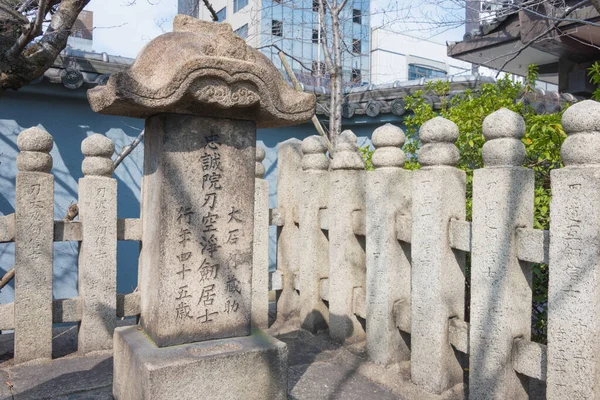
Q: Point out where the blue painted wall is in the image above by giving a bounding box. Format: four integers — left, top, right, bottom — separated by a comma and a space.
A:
0, 82, 401, 304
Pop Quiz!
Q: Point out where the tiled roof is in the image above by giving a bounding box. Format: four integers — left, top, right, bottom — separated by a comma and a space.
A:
38, 51, 580, 117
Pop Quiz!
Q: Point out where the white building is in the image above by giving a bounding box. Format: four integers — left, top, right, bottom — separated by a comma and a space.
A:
369, 28, 475, 85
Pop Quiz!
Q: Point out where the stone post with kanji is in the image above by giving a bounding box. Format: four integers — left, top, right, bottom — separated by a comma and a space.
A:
88, 15, 315, 400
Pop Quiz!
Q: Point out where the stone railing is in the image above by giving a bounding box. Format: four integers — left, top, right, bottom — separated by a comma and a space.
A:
3, 100, 600, 399
0, 128, 143, 364
267, 99, 600, 399
0, 126, 271, 365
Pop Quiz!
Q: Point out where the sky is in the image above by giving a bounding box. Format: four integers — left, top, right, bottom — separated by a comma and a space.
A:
83, 0, 465, 58
85, 0, 178, 58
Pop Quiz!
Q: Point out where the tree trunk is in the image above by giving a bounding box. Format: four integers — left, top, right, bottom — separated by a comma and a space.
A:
329, 9, 343, 146
0, 0, 91, 93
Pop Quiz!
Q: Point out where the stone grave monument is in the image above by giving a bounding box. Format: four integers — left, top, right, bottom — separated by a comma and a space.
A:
88, 15, 315, 399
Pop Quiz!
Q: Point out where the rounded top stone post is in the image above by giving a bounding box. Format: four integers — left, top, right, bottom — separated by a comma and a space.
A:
418, 116, 459, 167
331, 130, 365, 170
81, 134, 115, 177
371, 123, 405, 168
87, 15, 316, 128
255, 146, 266, 178
561, 100, 600, 166
301, 135, 329, 171
481, 108, 526, 167
16, 127, 53, 173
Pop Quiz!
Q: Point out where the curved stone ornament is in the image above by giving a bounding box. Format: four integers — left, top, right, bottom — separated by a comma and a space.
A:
87, 15, 316, 128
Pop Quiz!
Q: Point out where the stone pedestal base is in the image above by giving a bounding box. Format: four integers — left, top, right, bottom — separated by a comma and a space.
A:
113, 326, 288, 400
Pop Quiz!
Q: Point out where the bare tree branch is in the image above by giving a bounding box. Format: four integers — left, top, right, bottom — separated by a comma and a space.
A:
0, 268, 15, 291
278, 51, 333, 155
257, 44, 312, 71
200, 0, 219, 21
114, 129, 145, 169
1, 0, 91, 93
7, 0, 49, 58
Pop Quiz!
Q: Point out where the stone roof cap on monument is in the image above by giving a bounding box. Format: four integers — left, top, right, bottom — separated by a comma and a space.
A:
87, 15, 316, 128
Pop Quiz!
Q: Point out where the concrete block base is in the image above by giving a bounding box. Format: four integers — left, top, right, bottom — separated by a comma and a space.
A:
113, 326, 288, 400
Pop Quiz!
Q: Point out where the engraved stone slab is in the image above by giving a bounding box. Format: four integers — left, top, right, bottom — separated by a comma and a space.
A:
252, 172, 269, 330
470, 109, 533, 400
328, 131, 366, 345
410, 117, 465, 394
78, 134, 118, 354
547, 168, 600, 398
546, 100, 600, 399
14, 127, 54, 364
140, 114, 255, 347
78, 177, 117, 353
366, 124, 411, 365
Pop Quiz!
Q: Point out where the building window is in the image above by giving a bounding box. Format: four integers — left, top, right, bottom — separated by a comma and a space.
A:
312, 29, 320, 43
272, 20, 283, 36
352, 9, 361, 24
408, 64, 447, 80
235, 24, 248, 39
352, 39, 361, 54
312, 0, 325, 12
216, 7, 226, 21
352, 68, 361, 83
234, 0, 248, 13
312, 61, 325, 77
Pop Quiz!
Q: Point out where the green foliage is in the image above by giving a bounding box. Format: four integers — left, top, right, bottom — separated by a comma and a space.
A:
524, 64, 539, 97
588, 61, 600, 101
357, 67, 566, 343
359, 144, 374, 171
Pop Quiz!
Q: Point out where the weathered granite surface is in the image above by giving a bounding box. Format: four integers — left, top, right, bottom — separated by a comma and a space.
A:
14, 127, 54, 365
470, 108, 533, 400
547, 100, 600, 399
113, 327, 288, 400
366, 124, 411, 365
252, 146, 269, 329
299, 136, 330, 333
87, 16, 316, 128
328, 131, 366, 344
275, 139, 303, 325
78, 134, 118, 354
411, 117, 465, 393
0, 324, 473, 400
139, 114, 255, 347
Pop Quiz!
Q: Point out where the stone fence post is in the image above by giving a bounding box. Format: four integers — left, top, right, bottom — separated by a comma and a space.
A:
470, 109, 533, 399
252, 146, 269, 330
411, 117, 465, 393
275, 139, 302, 324
366, 124, 411, 364
78, 134, 118, 354
299, 135, 330, 333
329, 130, 366, 344
547, 100, 600, 399
14, 127, 55, 364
